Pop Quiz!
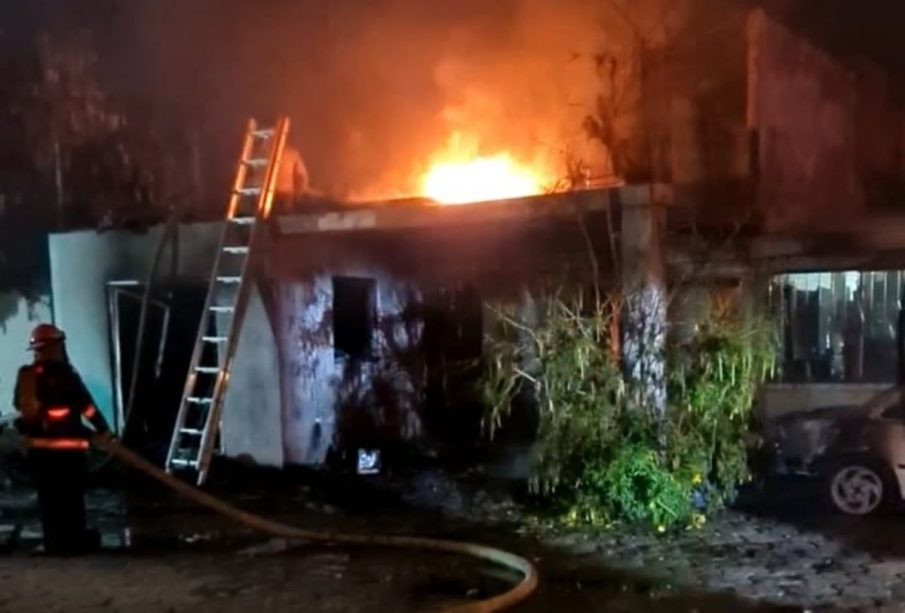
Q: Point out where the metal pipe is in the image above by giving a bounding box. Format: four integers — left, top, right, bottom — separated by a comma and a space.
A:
108, 287, 124, 434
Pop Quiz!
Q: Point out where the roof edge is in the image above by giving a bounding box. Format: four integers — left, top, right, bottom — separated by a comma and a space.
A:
277, 184, 671, 236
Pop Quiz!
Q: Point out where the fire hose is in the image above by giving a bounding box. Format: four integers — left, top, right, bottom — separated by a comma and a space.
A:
93, 434, 538, 613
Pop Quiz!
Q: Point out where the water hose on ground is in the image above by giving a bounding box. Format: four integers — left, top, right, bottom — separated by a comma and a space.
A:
93, 435, 538, 613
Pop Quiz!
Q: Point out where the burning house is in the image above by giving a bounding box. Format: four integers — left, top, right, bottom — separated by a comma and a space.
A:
5, 2, 905, 476
48, 185, 659, 470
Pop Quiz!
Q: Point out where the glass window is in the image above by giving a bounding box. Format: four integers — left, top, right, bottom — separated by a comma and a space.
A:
773, 269, 903, 384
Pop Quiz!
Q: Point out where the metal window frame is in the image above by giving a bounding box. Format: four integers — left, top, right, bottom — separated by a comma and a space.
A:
106, 280, 172, 435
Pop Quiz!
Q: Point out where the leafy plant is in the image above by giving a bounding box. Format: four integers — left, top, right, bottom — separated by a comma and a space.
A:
667, 311, 778, 502
480, 289, 776, 531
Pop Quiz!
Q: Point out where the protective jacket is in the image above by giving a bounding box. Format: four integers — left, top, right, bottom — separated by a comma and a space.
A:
14, 360, 109, 451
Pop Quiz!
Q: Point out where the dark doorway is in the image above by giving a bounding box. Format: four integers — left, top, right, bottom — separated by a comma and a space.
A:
421, 285, 485, 456
333, 276, 376, 361
109, 281, 206, 464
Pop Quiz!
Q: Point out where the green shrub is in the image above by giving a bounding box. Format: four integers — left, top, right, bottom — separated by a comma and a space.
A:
480, 291, 776, 531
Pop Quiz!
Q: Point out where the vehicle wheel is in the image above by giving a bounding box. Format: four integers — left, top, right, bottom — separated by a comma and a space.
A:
825, 460, 894, 516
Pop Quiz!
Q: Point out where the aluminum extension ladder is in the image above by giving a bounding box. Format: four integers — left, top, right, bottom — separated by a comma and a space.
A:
165, 117, 290, 484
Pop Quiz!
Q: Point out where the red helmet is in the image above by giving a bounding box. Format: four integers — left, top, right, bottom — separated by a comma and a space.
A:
28, 324, 66, 350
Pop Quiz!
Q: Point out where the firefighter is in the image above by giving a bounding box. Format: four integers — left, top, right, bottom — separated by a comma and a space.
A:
13, 324, 111, 554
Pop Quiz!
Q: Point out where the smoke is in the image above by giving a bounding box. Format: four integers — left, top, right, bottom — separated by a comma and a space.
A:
8, 1, 905, 202
8, 0, 712, 201
97, 0, 618, 201
333, 0, 613, 200
6, 0, 746, 203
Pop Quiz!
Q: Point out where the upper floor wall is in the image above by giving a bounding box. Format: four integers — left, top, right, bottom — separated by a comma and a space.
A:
748, 9, 905, 233
649, 6, 905, 235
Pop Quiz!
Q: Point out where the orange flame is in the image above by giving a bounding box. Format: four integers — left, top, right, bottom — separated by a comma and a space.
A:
420, 133, 552, 205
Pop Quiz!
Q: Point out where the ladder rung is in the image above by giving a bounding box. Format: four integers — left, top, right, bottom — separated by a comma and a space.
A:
170, 458, 199, 468
210, 306, 234, 313
180, 428, 204, 437
196, 367, 220, 375
223, 246, 249, 255
252, 128, 275, 139
243, 158, 268, 168
202, 336, 228, 343
217, 276, 241, 284
231, 216, 256, 225
236, 187, 262, 197
187, 397, 213, 405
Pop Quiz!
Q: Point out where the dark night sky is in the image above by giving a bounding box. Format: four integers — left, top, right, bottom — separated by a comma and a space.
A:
758, 0, 905, 76
5, 1, 901, 92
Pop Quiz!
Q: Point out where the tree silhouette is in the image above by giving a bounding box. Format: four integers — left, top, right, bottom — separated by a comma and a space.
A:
0, 31, 178, 297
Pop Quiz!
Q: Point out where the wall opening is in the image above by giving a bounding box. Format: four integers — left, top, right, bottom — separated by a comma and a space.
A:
332, 276, 376, 361
421, 284, 485, 454
107, 280, 206, 463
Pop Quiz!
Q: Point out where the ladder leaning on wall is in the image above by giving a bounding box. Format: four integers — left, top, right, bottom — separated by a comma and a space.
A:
165, 117, 290, 485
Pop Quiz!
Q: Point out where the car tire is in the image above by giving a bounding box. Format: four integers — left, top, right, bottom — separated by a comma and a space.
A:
824, 459, 897, 516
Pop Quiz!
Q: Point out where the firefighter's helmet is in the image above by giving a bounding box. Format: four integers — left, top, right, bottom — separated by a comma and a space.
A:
28, 324, 66, 350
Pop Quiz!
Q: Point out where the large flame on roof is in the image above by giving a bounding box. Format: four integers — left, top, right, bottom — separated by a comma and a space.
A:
420, 133, 552, 205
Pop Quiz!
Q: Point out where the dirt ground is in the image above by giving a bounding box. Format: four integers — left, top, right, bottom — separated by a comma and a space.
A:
0, 454, 904, 612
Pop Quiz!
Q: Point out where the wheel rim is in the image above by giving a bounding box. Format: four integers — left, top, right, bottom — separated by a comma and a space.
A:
830, 466, 884, 515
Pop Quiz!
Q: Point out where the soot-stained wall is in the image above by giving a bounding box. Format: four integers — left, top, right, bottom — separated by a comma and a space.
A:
47, 200, 619, 469
268, 212, 617, 466
273, 271, 424, 466
49, 225, 220, 428
48, 224, 284, 468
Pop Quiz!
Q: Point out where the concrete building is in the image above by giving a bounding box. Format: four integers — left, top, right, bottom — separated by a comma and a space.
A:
48, 187, 656, 469
646, 7, 905, 417
6, 6, 905, 472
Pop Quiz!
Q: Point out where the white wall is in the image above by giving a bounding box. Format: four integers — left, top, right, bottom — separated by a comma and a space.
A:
0, 293, 52, 416
48, 224, 220, 428
221, 287, 283, 467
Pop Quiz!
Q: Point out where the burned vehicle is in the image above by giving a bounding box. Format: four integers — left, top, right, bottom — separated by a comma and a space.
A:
766, 388, 905, 516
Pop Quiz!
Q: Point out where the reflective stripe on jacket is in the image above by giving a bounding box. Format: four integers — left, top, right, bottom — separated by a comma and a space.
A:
14, 360, 110, 438
44, 406, 98, 421
27, 405, 97, 451
26, 438, 90, 451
